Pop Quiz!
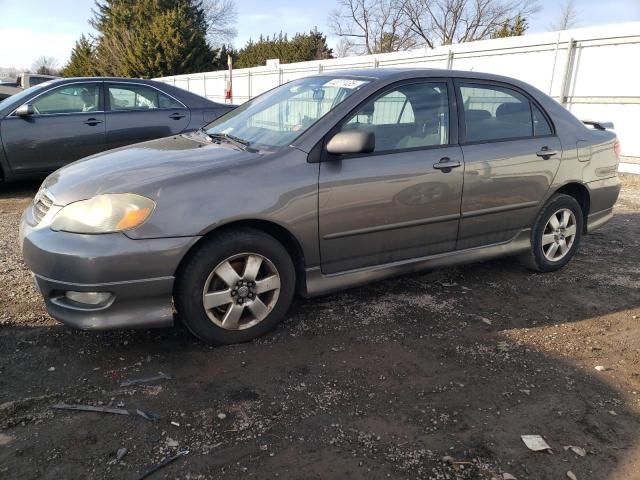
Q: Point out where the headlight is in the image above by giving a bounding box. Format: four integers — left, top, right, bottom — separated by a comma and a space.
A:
51, 193, 155, 234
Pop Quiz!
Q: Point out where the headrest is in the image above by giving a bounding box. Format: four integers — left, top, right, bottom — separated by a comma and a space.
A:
496, 102, 529, 117
465, 109, 491, 123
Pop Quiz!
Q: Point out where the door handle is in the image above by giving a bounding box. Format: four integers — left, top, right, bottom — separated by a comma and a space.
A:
536, 147, 558, 159
169, 113, 185, 120
433, 157, 461, 173
84, 118, 103, 126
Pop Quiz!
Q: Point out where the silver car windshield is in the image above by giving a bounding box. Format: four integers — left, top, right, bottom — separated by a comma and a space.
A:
205, 76, 371, 148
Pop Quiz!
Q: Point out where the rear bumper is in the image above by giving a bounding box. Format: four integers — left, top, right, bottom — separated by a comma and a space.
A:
20, 209, 199, 330
585, 176, 621, 233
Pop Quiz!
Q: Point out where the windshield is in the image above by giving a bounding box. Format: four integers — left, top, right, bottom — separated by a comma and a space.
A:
0, 80, 56, 112
205, 76, 371, 148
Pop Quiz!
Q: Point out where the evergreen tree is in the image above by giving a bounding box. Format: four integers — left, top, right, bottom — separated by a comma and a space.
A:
61, 35, 99, 77
235, 30, 333, 68
64, 0, 221, 78
491, 15, 528, 38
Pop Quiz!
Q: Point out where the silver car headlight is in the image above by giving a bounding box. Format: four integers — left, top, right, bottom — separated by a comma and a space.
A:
51, 193, 156, 234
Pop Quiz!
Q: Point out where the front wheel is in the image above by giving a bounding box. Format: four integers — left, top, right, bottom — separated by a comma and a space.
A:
520, 194, 584, 272
175, 229, 296, 345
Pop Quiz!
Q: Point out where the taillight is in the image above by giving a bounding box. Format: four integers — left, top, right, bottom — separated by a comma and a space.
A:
614, 141, 621, 159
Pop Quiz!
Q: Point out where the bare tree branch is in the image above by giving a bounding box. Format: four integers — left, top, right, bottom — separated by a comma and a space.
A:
202, 0, 238, 46
31, 56, 59, 76
329, 0, 417, 54
403, 0, 539, 47
549, 0, 579, 31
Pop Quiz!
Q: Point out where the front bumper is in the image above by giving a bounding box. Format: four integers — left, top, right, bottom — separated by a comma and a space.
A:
20, 208, 199, 330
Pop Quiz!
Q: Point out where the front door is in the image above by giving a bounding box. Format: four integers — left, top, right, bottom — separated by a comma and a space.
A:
318, 80, 464, 274
105, 83, 190, 149
455, 80, 562, 249
0, 82, 105, 173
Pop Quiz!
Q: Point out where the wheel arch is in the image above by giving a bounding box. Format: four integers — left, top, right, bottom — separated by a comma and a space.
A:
551, 182, 590, 232
174, 219, 308, 296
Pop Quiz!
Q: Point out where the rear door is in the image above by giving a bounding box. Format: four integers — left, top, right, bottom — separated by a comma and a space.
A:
105, 82, 190, 149
455, 80, 562, 249
0, 82, 105, 173
318, 80, 464, 274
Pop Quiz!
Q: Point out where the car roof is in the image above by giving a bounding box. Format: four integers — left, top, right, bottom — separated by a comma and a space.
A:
315, 67, 528, 84
48, 77, 165, 84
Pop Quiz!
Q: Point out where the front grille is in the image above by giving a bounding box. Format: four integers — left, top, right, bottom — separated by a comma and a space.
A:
32, 189, 54, 224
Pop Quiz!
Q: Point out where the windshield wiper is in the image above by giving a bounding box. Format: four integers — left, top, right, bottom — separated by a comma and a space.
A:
207, 132, 252, 150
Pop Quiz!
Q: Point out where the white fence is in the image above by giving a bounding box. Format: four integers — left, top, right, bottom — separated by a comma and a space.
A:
157, 22, 640, 157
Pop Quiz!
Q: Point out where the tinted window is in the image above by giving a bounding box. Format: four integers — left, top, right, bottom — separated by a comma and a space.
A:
461, 84, 544, 142
342, 82, 449, 152
32, 84, 100, 114
532, 103, 552, 136
108, 85, 182, 110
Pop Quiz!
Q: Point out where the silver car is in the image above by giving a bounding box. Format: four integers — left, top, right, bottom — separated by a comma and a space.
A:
20, 69, 621, 344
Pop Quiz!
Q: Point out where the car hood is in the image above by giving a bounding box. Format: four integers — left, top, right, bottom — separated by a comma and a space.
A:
42, 133, 261, 206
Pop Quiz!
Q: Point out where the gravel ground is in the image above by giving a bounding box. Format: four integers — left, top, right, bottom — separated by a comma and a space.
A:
0, 178, 639, 480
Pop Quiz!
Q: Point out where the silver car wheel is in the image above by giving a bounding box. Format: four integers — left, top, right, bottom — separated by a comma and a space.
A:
202, 253, 281, 330
541, 208, 577, 262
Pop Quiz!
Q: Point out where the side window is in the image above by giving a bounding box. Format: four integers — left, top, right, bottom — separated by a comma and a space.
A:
532, 104, 552, 136
107, 85, 181, 110
158, 92, 183, 109
461, 83, 543, 142
31, 84, 100, 115
342, 82, 449, 152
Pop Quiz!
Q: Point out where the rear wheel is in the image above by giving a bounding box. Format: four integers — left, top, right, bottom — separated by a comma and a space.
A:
175, 229, 295, 345
520, 194, 583, 272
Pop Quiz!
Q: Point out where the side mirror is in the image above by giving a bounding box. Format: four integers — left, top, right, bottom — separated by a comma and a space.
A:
15, 104, 34, 116
326, 130, 375, 155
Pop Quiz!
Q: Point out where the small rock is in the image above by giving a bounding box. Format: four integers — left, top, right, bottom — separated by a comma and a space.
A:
48, 367, 55, 372
503, 474, 517, 480
594, 366, 607, 372
115, 447, 127, 461
166, 438, 179, 448
608, 410, 617, 416
217, 412, 227, 420
0, 433, 14, 446
564, 445, 586, 457
567, 471, 577, 480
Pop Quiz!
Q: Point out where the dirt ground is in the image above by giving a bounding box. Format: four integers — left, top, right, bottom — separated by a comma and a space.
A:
0, 178, 639, 480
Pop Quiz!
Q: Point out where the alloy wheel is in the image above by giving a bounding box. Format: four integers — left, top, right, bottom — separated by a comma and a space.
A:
541, 208, 577, 262
202, 253, 281, 330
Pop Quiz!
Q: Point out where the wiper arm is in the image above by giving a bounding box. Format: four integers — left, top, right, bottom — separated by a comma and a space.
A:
207, 132, 251, 150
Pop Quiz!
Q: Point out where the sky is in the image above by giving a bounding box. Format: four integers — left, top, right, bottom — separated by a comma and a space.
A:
0, 0, 639, 71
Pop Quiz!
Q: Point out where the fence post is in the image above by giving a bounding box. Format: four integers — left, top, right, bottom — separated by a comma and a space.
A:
318, 63, 323, 73
373, 58, 379, 68
203, 74, 207, 99
248, 71, 252, 100
278, 68, 283, 85
447, 49, 454, 69
560, 38, 576, 106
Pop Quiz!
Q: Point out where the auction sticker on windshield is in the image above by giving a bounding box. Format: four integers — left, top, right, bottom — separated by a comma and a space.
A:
323, 79, 368, 89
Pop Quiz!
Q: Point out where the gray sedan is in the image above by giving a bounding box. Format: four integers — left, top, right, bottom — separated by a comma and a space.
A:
20, 69, 621, 345
0, 77, 233, 181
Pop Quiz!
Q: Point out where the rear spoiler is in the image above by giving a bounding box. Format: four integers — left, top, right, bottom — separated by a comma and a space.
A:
582, 120, 615, 131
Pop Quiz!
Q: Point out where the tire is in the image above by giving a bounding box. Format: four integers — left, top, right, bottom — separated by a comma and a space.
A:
519, 194, 584, 272
174, 228, 295, 345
